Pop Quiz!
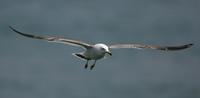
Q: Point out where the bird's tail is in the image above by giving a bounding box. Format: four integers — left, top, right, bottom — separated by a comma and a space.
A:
72, 52, 87, 60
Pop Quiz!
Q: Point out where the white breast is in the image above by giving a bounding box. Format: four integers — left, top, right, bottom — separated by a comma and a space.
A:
83, 46, 105, 60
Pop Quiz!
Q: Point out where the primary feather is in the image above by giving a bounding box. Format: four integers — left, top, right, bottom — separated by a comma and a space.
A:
9, 26, 91, 49
109, 43, 193, 51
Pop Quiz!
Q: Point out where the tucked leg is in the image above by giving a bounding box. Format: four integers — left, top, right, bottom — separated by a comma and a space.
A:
90, 60, 97, 70
84, 60, 89, 69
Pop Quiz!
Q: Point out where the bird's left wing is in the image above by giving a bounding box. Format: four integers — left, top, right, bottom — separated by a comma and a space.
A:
109, 43, 193, 51
9, 26, 91, 49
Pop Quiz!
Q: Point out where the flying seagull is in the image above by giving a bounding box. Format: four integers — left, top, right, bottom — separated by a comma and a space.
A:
9, 26, 193, 70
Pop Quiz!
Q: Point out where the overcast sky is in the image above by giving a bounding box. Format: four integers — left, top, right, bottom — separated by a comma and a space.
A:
0, 0, 199, 98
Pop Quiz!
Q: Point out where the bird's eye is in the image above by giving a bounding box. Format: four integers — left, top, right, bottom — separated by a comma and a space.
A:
100, 47, 105, 51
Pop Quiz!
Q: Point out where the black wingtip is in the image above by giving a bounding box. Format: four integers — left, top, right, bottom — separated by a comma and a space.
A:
9, 26, 16, 32
172, 43, 193, 50
9, 26, 22, 34
9, 26, 51, 41
187, 43, 194, 47
9, 26, 36, 38
158, 43, 194, 51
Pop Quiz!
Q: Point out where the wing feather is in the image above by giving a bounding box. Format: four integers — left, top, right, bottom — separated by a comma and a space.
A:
9, 26, 91, 49
109, 43, 193, 51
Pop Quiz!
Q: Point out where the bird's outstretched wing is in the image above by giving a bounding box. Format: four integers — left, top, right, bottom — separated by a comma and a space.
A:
9, 26, 91, 49
109, 43, 193, 51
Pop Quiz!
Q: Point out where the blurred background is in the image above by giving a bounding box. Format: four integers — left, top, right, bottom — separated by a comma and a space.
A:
0, 0, 199, 98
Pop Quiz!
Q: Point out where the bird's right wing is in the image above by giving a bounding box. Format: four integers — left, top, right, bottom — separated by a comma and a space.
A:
109, 43, 193, 51
9, 26, 91, 49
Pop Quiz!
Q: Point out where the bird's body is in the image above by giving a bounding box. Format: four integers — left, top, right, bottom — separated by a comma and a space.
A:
82, 47, 105, 60
9, 26, 193, 70
72, 43, 112, 69
73, 44, 109, 60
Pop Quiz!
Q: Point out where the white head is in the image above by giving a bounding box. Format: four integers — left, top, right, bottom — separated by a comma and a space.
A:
94, 43, 112, 56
